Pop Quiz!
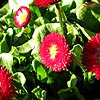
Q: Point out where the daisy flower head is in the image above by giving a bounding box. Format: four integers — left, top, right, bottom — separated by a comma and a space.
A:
40, 32, 72, 72
34, 0, 59, 7
82, 34, 100, 80
0, 66, 16, 100
14, 6, 31, 28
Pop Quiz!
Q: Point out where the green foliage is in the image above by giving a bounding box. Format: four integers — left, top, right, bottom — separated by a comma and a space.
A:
76, 2, 100, 32
0, 0, 100, 100
32, 86, 47, 100
0, 53, 13, 73
32, 59, 55, 84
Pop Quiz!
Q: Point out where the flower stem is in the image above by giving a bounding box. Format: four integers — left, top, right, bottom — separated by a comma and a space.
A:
55, 3, 67, 35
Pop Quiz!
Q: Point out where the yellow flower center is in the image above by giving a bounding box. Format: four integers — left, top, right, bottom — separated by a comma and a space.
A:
17, 9, 28, 24
49, 44, 58, 59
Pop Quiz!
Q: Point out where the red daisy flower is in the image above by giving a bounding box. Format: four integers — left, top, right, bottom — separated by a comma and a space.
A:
14, 6, 31, 28
34, 0, 59, 7
0, 66, 17, 100
40, 32, 72, 72
82, 34, 100, 80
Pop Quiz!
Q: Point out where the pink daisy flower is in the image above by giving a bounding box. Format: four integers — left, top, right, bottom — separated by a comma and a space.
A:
34, 0, 59, 7
82, 34, 100, 80
14, 6, 31, 28
40, 32, 72, 72
0, 66, 17, 100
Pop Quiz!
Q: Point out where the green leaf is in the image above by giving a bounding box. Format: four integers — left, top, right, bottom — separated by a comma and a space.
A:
30, 5, 41, 18
71, 0, 87, 13
67, 74, 78, 87
74, 0, 87, 9
0, 3, 9, 17
9, 46, 20, 60
12, 28, 31, 46
0, 35, 9, 53
34, 17, 50, 29
83, 72, 95, 84
13, 72, 26, 86
88, 72, 95, 83
58, 87, 74, 100
62, 0, 74, 11
71, 44, 83, 59
66, 23, 79, 44
32, 60, 48, 80
32, 86, 47, 100
76, 23, 96, 39
32, 59, 54, 84
16, 38, 35, 53
0, 53, 13, 73
58, 87, 73, 95
67, 23, 79, 35
62, 0, 86, 12
76, 2, 100, 32
13, 72, 28, 94
74, 87, 86, 100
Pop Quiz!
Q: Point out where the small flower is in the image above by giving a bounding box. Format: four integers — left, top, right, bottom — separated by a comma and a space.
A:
82, 34, 100, 80
34, 0, 59, 7
0, 66, 16, 100
40, 32, 72, 72
14, 6, 31, 28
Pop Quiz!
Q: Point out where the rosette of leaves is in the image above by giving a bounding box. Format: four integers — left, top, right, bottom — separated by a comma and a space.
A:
76, 2, 100, 32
